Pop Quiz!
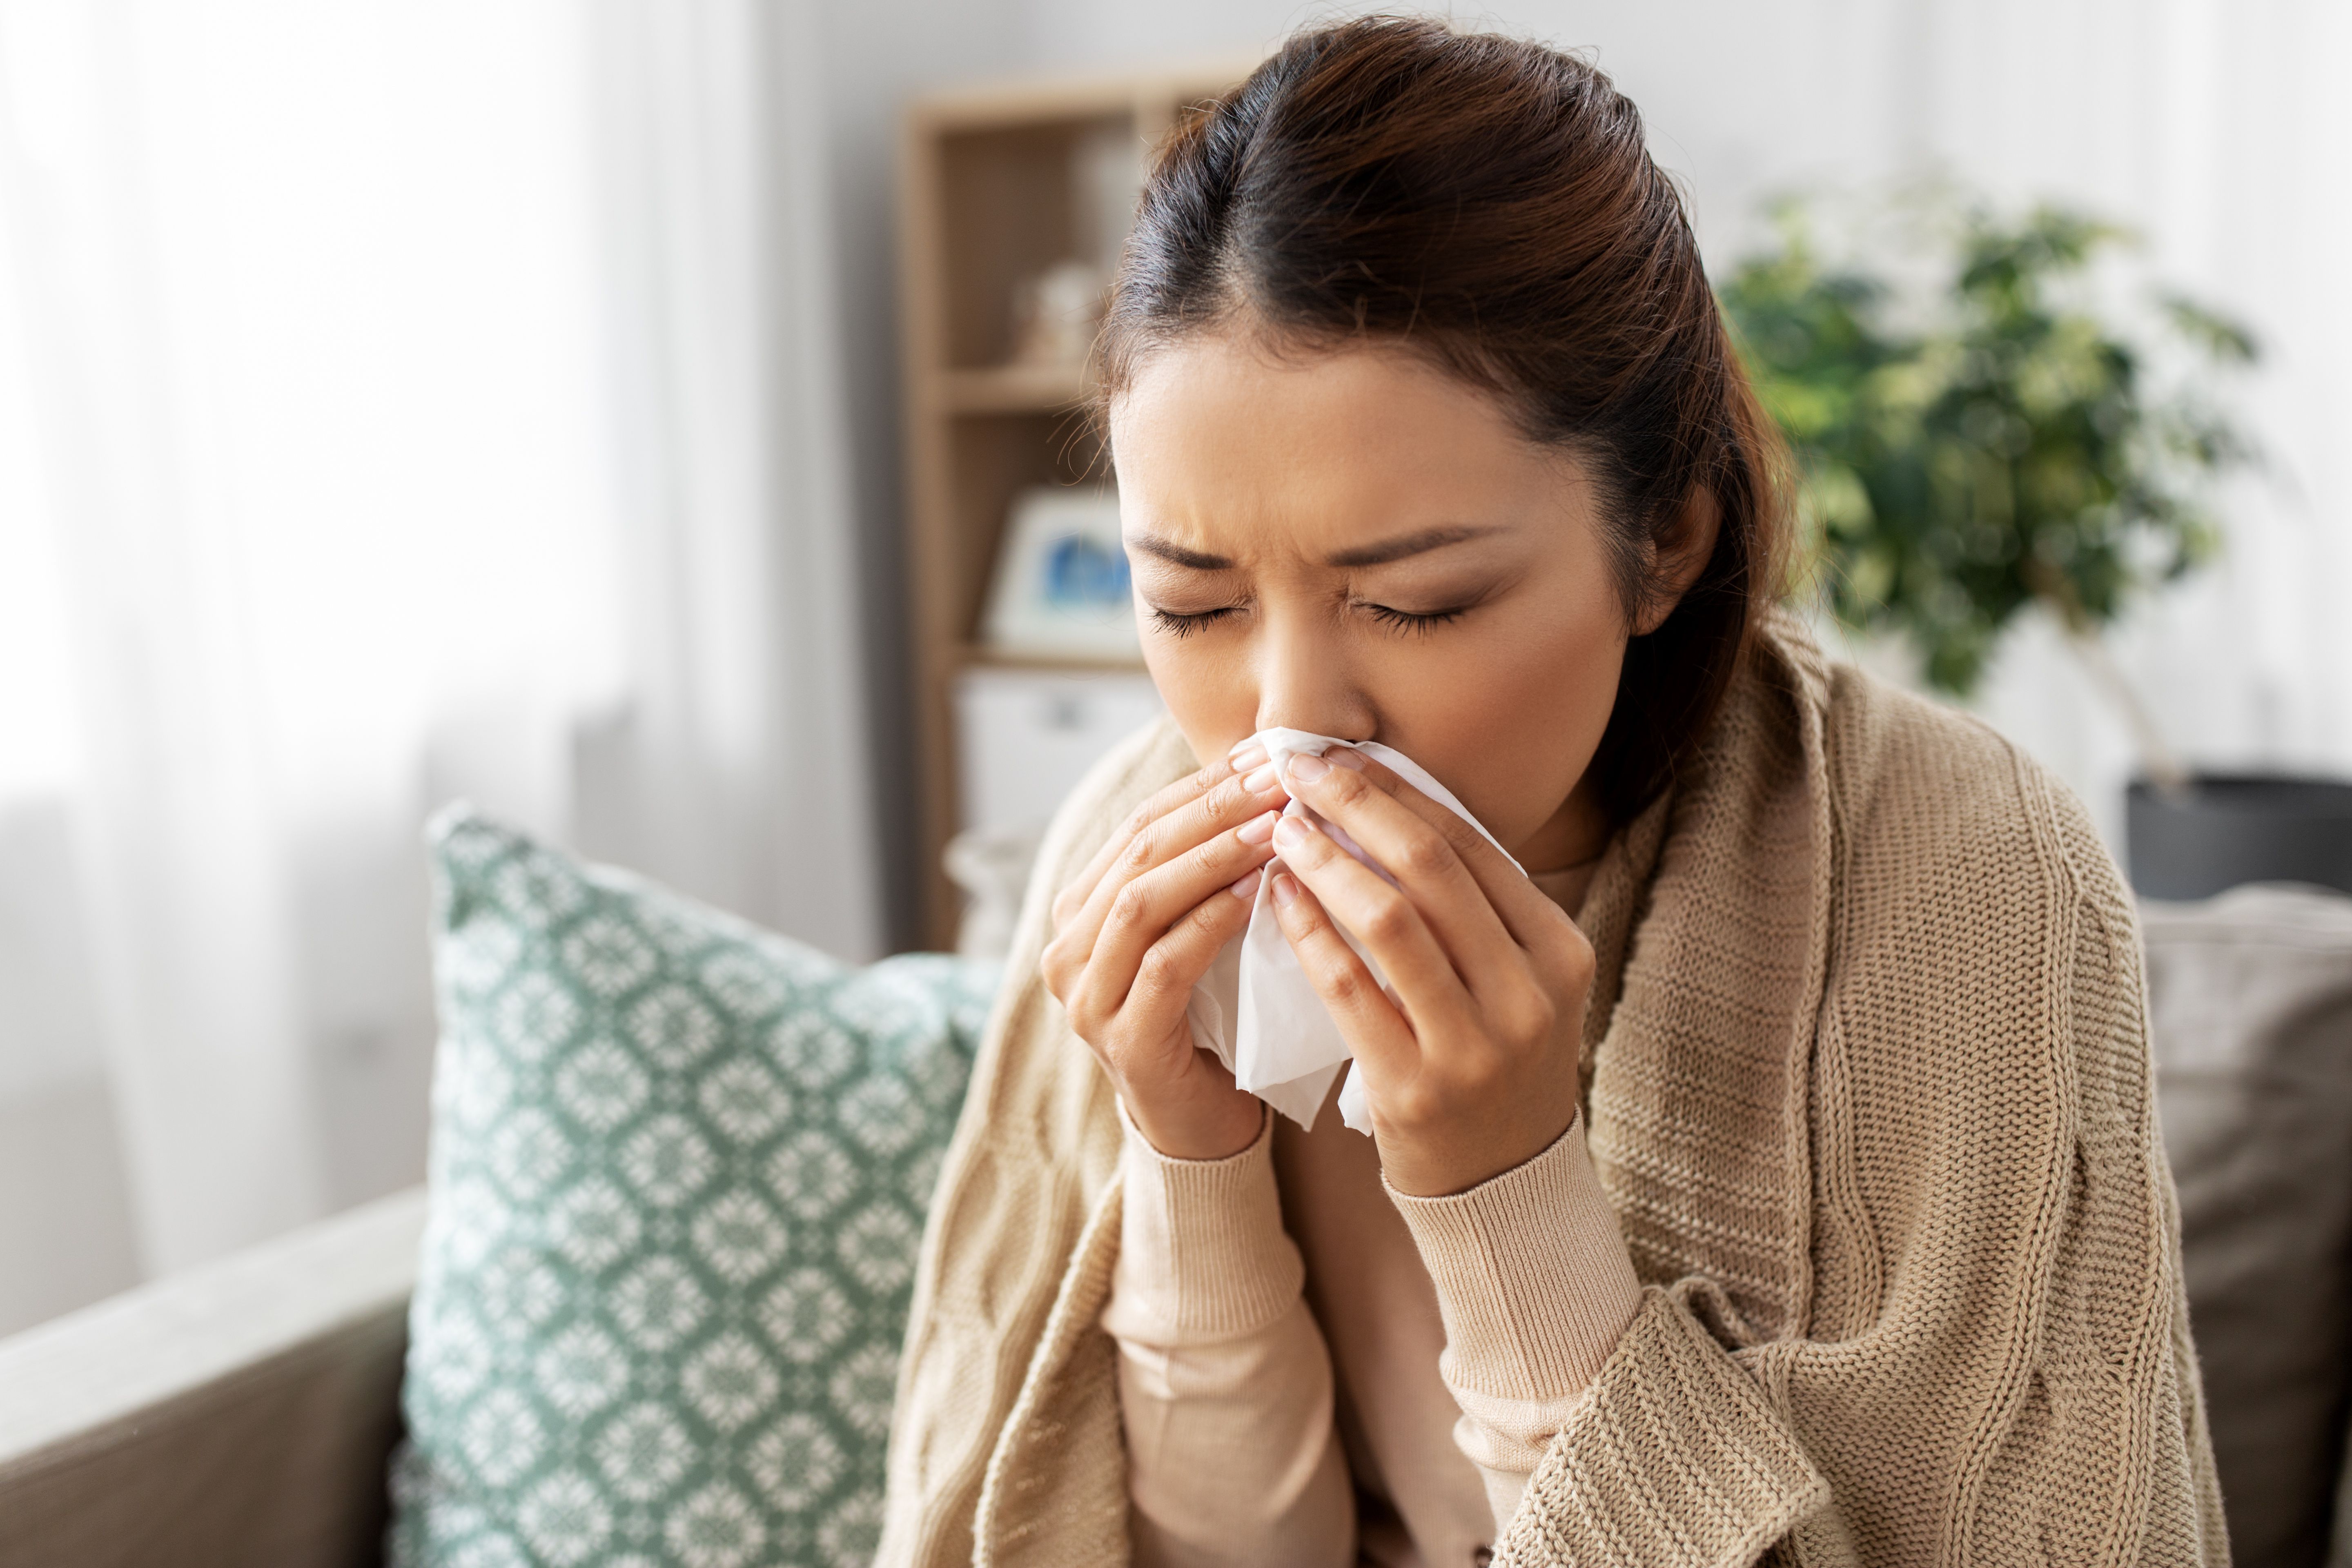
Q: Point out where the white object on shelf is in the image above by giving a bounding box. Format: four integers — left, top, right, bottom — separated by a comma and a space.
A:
954, 667, 1163, 835
1009, 259, 1107, 369
943, 824, 1044, 960
979, 486, 1140, 659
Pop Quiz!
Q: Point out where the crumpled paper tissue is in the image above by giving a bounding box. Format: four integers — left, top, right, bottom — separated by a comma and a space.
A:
1185, 728, 1520, 1134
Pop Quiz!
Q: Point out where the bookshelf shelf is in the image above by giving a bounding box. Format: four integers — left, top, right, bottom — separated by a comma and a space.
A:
900, 65, 1247, 948
933, 365, 1093, 414
953, 641, 1149, 675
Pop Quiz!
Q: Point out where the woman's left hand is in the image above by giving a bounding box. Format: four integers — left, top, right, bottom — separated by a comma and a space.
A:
1266, 747, 1594, 1197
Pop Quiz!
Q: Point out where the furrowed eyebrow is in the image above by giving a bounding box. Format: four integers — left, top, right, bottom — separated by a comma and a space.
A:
1125, 533, 1234, 570
1126, 523, 1506, 572
1129, 523, 1505, 572
1322, 524, 1504, 568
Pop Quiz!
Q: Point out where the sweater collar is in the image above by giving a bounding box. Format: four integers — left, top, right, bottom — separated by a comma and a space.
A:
1577, 610, 1837, 1343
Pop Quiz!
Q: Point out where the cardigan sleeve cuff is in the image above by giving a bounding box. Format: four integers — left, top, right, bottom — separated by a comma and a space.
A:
1499, 1284, 1833, 1565
1385, 1114, 1644, 1405
1100, 1099, 1305, 1347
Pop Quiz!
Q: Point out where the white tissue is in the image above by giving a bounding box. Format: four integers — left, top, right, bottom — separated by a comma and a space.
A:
1184, 728, 1520, 1134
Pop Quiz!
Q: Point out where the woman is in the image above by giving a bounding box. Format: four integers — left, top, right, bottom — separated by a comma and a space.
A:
879, 19, 2223, 1568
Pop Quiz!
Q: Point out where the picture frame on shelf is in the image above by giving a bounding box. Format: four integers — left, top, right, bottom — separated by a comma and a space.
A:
979, 485, 1140, 660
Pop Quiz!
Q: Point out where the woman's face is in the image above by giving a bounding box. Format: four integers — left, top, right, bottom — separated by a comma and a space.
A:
1109, 332, 1662, 872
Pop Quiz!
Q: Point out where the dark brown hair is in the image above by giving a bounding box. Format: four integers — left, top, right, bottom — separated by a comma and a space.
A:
1098, 16, 1789, 821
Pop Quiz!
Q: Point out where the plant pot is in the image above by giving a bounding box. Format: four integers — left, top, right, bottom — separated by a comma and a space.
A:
2125, 774, 2352, 901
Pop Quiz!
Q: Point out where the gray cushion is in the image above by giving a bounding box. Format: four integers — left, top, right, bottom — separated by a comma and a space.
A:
2145, 883, 2352, 1568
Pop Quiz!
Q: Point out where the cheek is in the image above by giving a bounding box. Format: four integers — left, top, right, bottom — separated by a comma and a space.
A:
1375, 598, 1628, 844
1141, 635, 1260, 767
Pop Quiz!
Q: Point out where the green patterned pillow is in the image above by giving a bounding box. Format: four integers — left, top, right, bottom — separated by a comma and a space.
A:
390, 808, 997, 1568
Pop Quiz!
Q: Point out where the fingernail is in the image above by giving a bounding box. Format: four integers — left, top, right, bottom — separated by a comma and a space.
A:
1324, 746, 1365, 771
1285, 752, 1330, 785
1244, 763, 1281, 795
1228, 867, 1263, 900
1270, 869, 1300, 907
1272, 814, 1312, 853
1229, 741, 1267, 771
1236, 810, 1277, 846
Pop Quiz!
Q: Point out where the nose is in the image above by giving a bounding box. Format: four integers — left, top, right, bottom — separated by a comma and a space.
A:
1251, 604, 1376, 742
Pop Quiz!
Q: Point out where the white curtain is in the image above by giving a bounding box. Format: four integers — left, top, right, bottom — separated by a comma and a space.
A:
0, 0, 879, 1288
572, 0, 885, 949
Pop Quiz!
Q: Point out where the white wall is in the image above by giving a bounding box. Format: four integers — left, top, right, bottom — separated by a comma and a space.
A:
809, 0, 1032, 942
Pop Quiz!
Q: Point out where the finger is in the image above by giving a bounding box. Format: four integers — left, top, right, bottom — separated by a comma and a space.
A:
1064, 733, 1273, 912
1280, 751, 1528, 1000
1269, 810, 1476, 1040
1306, 749, 1571, 956
1263, 866, 1420, 1082
1113, 869, 1262, 1059
1060, 762, 1289, 961
1062, 847, 1262, 1047
1080, 808, 1279, 1001
1054, 758, 1233, 931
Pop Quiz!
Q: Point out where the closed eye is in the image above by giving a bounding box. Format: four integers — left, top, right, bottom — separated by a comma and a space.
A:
1362, 603, 1469, 635
1149, 606, 1238, 639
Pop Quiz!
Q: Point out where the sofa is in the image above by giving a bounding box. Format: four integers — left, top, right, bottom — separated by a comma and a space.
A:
2, 883, 2348, 1568
0, 1187, 422, 1565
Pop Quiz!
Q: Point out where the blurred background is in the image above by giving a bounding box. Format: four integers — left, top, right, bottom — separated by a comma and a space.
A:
0, 0, 2345, 1372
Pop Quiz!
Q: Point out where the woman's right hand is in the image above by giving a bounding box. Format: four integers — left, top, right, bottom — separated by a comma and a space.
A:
1041, 741, 1290, 1160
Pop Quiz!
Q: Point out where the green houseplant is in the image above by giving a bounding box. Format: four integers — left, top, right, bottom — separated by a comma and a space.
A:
1723, 199, 2352, 902
1719, 196, 2256, 791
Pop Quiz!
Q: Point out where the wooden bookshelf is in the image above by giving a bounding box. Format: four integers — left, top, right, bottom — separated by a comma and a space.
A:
900, 66, 1249, 949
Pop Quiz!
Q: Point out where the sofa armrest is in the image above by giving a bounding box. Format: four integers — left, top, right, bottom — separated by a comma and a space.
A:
0, 1186, 426, 1568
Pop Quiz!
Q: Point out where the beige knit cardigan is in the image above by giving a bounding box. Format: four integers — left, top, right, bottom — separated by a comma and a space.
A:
875, 615, 2227, 1568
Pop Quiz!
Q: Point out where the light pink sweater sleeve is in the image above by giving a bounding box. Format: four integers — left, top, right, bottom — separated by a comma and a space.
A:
1101, 1103, 1355, 1568
1388, 1114, 1646, 1528
1105, 1095, 1644, 1552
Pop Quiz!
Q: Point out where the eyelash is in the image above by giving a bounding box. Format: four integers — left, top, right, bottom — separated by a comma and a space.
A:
1149, 607, 1234, 639
1363, 604, 1467, 637
1148, 604, 1469, 639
